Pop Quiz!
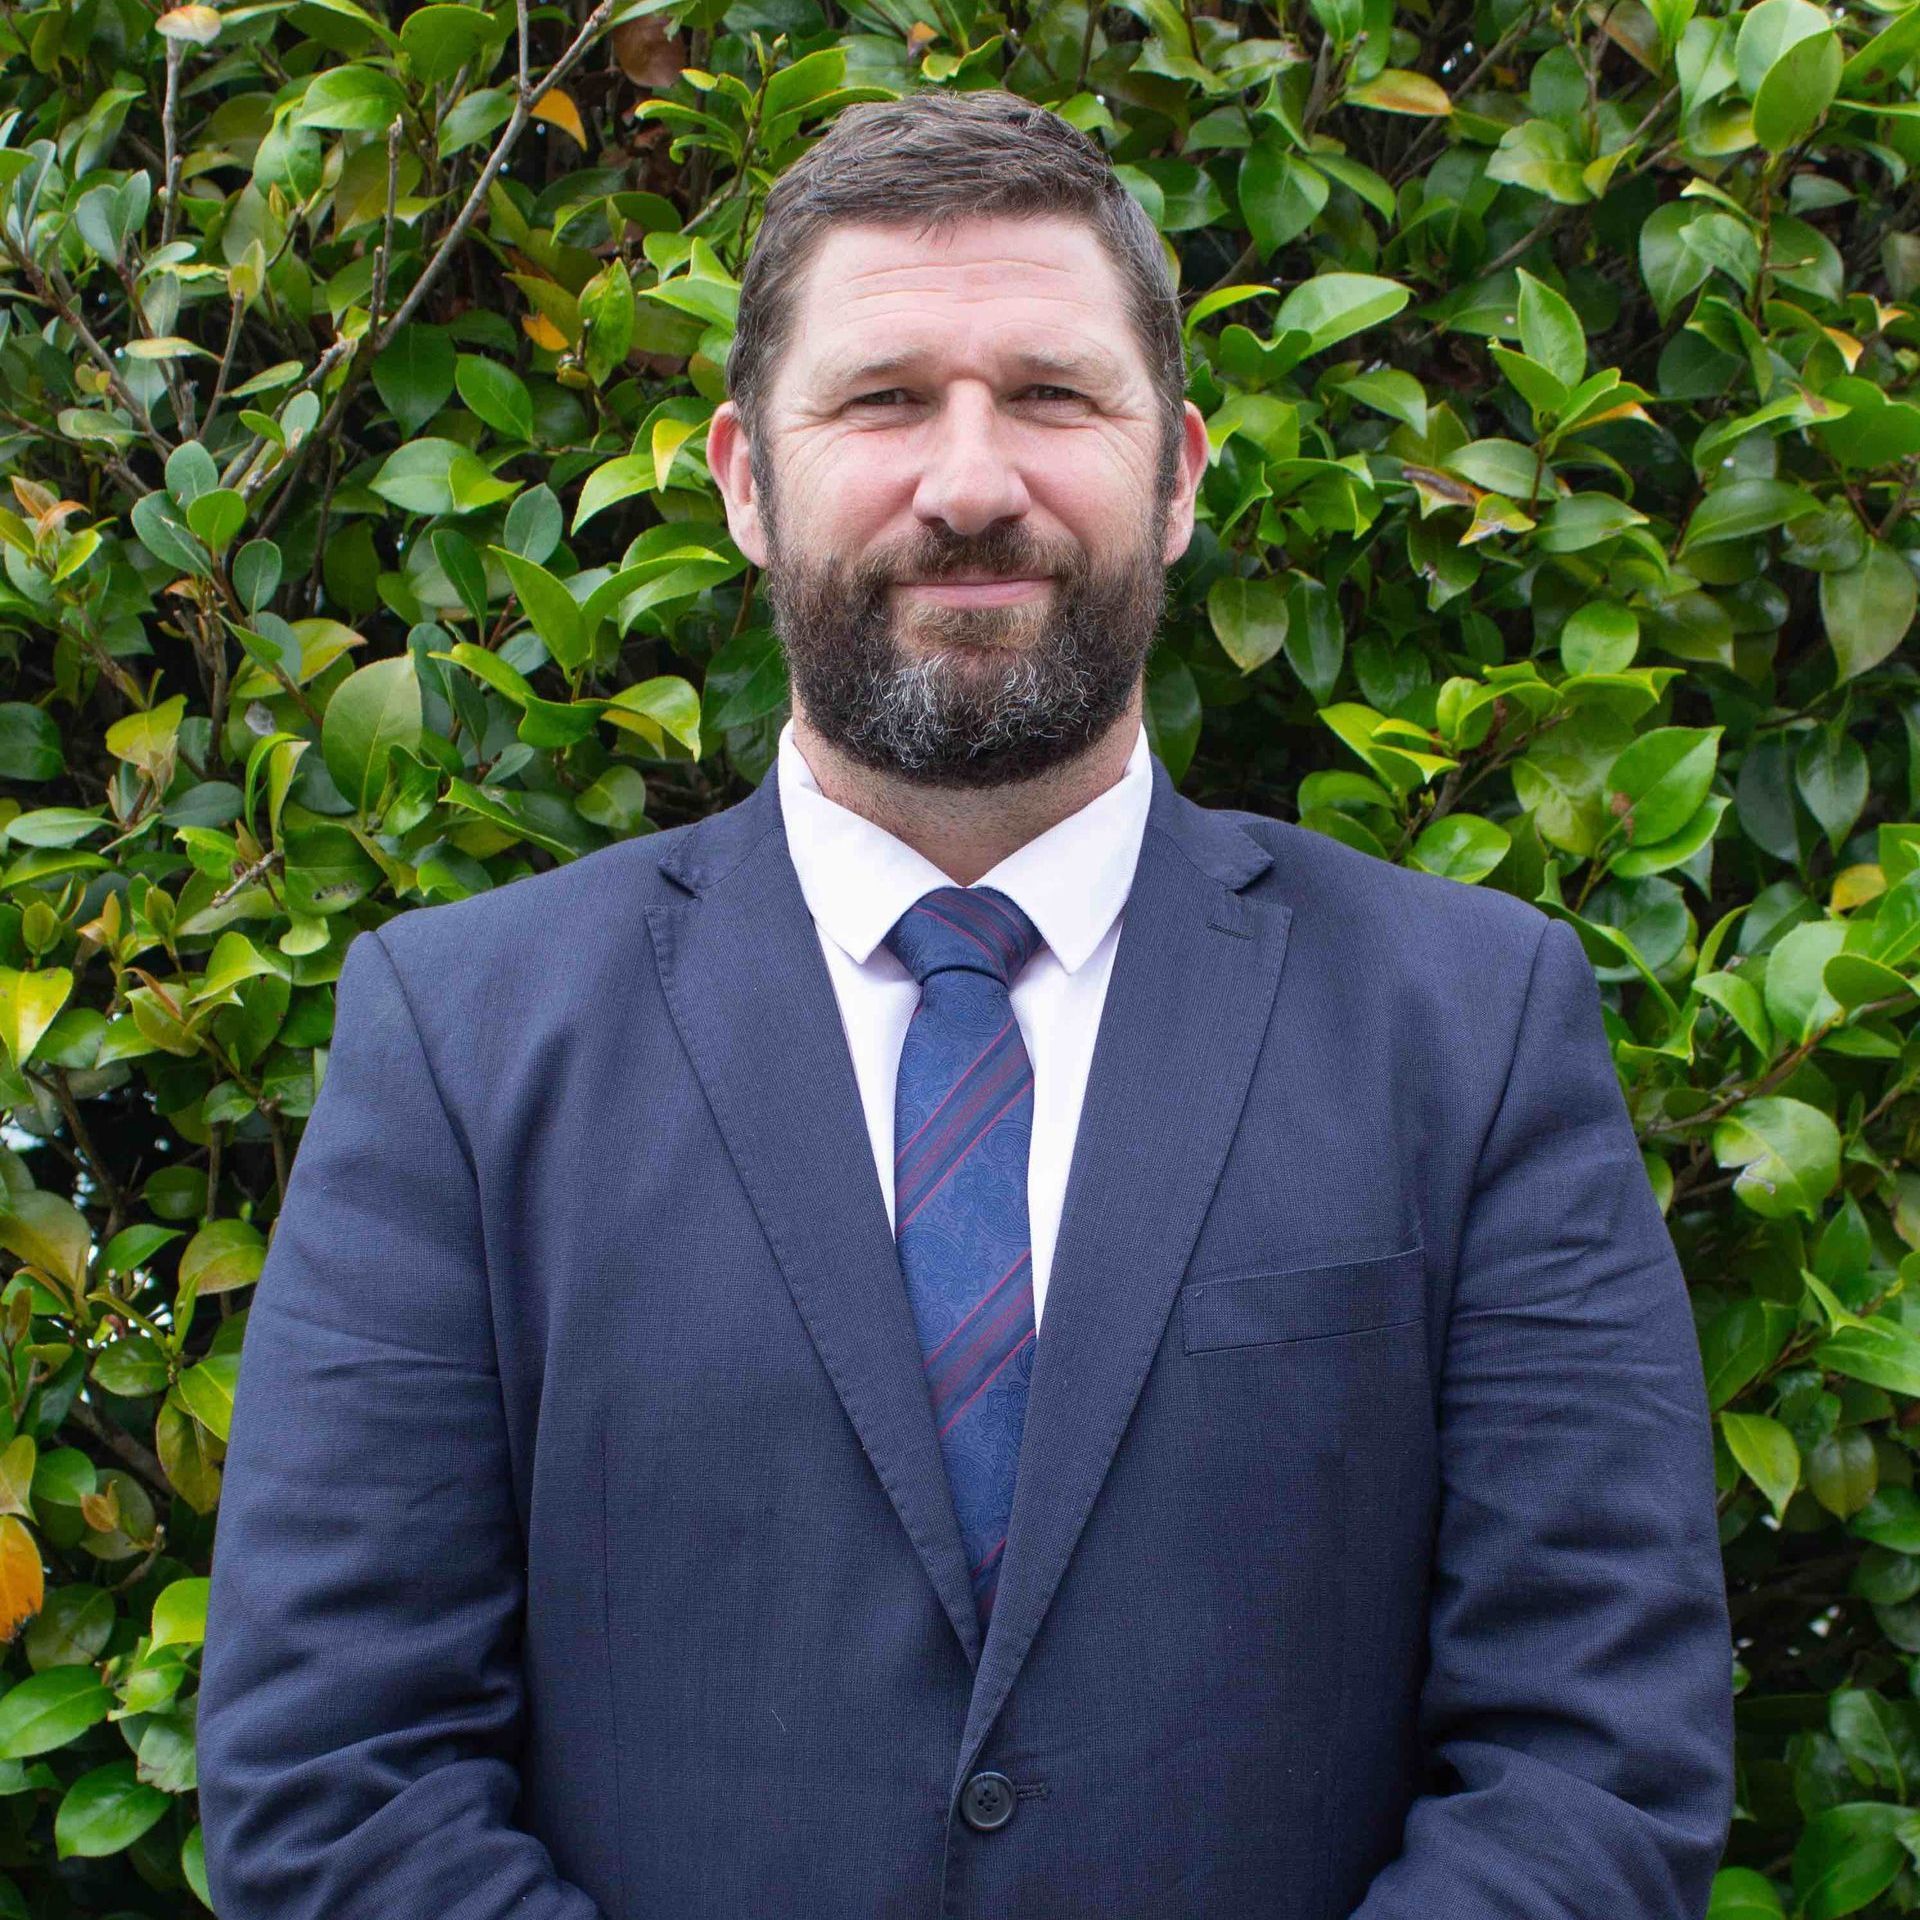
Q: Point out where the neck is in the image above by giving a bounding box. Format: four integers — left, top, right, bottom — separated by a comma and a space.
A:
790, 697, 1144, 888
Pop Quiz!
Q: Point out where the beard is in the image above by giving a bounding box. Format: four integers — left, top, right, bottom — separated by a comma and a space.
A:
756, 459, 1175, 791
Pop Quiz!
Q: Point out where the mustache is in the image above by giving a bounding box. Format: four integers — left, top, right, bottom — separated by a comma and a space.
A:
848, 526, 1090, 583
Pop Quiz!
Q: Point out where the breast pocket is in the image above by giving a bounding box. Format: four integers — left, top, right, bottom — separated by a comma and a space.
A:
1179, 1242, 1427, 1355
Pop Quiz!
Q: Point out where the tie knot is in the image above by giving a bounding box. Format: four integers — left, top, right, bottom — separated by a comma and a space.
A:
883, 885, 1044, 990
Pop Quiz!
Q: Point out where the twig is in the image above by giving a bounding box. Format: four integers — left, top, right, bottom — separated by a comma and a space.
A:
1074, 0, 1100, 92
367, 116, 405, 338
374, 0, 613, 354
160, 41, 183, 249
198, 293, 246, 442
67, 1395, 173, 1511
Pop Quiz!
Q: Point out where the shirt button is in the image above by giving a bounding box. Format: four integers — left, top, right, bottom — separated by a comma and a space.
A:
960, 1770, 1016, 1832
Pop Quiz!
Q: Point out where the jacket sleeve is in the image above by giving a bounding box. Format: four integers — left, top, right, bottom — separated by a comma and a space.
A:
1349, 914, 1736, 1920
197, 926, 605, 1920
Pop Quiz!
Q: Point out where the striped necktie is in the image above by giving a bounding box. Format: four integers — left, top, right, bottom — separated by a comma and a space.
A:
884, 884, 1045, 1631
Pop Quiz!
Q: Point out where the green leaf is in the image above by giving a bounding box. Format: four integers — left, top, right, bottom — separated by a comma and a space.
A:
1329, 368, 1427, 433
492, 548, 588, 672
431, 529, 490, 623
1408, 813, 1510, 882
454, 355, 535, 442
1605, 725, 1722, 845
150, 1577, 209, 1649
1514, 267, 1585, 388
369, 440, 467, 516
0, 1669, 111, 1759
1766, 919, 1847, 1043
579, 260, 636, 387
173, 1352, 238, 1441
321, 655, 424, 816
572, 454, 656, 532
1561, 603, 1639, 674
1706, 1865, 1786, 1919
1272, 272, 1411, 359
53, 1760, 170, 1860
129, 492, 209, 578
1206, 575, 1289, 672
1816, 1316, 1920, 1399
183, 488, 245, 556
1681, 478, 1821, 550
1719, 1411, 1799, 1520
292, 67, 405, 132
400, 2, 506, 83
231, 538, 281, 614
1791, 1801, 1920, 1919
1711, 1095, 1841, 1219
373, 325, 456, 436
1238, 138, 1329, 260
1821, 542, 1917, 682
1751, 23, 1842, 151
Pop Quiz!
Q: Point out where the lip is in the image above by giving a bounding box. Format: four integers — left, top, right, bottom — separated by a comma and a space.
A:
898, 578, 1050, 606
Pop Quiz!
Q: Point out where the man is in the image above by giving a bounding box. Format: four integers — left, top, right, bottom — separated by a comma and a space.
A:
198, 87, 1735, 1920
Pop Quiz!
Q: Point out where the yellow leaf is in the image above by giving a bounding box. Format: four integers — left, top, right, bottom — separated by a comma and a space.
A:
1572, 401, 1656, 429
532, 87, 587, 148
1345, 69, 1451, 115
1832, 863, 1887, 912
0, 1190, 92, 1298
157, 3, 221, 41
522, 311, 568, 351
1822, 326, 1864, 371
0, 1518, 43, 1641
1461, 492, 1536, 545
105, 693, 187, 780
0, 967, 72, 1071
651, 417, 698, 491
0, 1438, 34, 1523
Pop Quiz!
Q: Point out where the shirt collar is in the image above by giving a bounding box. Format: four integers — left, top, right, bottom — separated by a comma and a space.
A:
776, 714, 1153, 976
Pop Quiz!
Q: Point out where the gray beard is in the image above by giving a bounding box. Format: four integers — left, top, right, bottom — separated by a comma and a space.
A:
758, 485, 1174, 791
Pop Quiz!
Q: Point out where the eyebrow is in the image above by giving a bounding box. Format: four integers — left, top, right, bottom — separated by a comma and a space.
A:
811, 345, 1124, 397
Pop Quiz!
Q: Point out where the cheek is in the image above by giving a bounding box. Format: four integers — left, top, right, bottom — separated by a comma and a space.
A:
783, 443, 900, 529
1034, 432, 1153, 518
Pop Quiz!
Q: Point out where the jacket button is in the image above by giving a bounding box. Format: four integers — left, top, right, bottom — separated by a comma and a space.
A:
960, 1770, 1016, 1832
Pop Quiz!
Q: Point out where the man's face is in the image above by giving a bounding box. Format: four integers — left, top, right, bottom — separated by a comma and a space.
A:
707, 214, 1211, 788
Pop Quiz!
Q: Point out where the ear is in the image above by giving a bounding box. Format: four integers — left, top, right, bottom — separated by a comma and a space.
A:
1160, 400, 1212, 568
707, 402, 771, 569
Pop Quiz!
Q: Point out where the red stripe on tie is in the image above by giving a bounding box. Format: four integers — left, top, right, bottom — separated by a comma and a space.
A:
922, 1250, 1031, 1369
895, 1016, 1013, 1167
896, 1044, 1026, 1204
898, 1072, 1033, 1231
939, 1328, 1036, 1438
912, 904, 1003, 967
929, 1279, 1035, 1418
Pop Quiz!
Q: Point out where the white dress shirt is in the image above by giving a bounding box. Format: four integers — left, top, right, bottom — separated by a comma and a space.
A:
775, 714, 1153, 1333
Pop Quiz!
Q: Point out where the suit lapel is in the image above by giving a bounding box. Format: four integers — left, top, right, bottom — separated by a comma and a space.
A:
647, 760, 987, 1667
645, 747, 1293, 1739
950, 756, 1290, 1789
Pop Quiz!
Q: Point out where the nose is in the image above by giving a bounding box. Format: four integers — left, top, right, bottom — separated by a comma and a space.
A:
909, 382, 1033, 539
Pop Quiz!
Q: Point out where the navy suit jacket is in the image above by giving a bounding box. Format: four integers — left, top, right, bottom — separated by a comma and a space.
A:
198, 746, 1735, 1920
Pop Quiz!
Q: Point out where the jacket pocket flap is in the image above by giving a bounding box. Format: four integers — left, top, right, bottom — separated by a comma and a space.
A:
1180, 1242, 1427, 1355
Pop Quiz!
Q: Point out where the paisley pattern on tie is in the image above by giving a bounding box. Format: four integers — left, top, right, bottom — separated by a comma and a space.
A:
884, 884, 1045, 1630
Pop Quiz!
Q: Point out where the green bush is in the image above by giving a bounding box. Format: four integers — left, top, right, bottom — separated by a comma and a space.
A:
0, 0, 1916, 1904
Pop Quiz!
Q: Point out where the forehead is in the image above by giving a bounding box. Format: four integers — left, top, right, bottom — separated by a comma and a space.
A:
779, 214, 1143, 396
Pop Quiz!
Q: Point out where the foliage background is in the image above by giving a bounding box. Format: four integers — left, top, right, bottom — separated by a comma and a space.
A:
0, 0, 1915, 1902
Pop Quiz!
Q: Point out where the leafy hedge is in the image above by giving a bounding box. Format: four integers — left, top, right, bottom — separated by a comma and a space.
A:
0, 0, 1918, 1903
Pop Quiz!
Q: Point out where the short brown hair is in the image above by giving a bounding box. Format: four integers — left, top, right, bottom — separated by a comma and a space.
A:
724, 88, 1188, 516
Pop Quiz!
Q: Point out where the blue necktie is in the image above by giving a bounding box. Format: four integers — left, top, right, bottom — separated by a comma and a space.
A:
884, 884, 1045, 1630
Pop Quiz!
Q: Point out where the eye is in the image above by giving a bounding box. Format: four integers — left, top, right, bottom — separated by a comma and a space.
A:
845, 385, 1088, 410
